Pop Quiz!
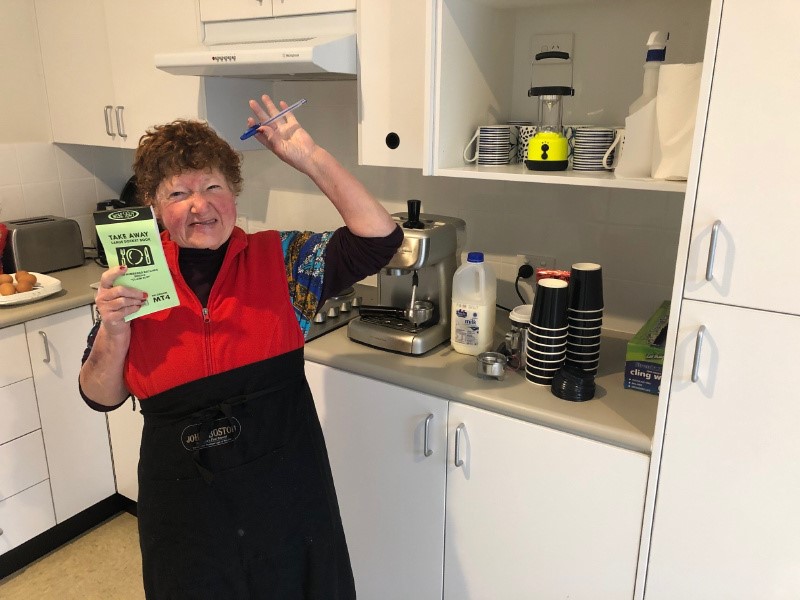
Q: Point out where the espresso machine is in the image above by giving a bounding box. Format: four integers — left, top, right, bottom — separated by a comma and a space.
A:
348, 200, 465, 355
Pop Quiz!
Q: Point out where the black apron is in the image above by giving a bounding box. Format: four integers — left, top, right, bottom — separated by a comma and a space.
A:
136, 348, 355, 600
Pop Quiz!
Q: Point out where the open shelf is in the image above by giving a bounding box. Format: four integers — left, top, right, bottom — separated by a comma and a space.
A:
434, 164, 687, 192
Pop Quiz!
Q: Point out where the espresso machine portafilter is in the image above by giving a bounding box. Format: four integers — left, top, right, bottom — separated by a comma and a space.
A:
348, 199, 465, 355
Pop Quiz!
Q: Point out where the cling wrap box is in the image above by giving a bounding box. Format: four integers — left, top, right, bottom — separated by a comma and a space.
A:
624, 300, 670, 395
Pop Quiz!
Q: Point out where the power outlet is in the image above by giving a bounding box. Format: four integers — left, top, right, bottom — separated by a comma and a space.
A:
516, 253, 556, 272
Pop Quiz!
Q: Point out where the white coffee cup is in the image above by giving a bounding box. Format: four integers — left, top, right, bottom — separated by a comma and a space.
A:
602, 128, 626, 170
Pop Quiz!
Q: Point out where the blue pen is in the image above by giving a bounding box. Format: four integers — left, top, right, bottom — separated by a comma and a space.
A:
240, 98, 308, 140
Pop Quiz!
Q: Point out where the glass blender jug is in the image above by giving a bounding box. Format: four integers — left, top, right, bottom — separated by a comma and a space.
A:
525, 47, 574, 171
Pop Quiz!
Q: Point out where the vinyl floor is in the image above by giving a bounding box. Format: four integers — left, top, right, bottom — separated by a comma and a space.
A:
0, 511, 145, 599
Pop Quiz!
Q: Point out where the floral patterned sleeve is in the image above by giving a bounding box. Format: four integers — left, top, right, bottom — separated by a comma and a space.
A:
280, 230, 334, 338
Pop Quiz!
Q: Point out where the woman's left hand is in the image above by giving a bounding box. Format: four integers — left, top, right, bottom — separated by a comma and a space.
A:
248, 94, 318, 173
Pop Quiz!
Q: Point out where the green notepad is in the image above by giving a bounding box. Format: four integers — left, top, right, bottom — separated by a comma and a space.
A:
94, 206, 179, 321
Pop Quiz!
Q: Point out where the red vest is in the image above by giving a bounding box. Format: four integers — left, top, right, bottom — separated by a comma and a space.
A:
124, 227, 305, 399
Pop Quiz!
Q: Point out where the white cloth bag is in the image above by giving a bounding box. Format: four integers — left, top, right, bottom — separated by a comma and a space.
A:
651, 63, 703, 180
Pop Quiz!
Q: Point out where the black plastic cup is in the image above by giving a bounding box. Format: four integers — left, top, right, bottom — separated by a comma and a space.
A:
527, 354, 567, 370
568, 315, 603, 328
566, 346, 600, 360
527, 344, 567, 359
531, 278, 569, 330
566, 360, 600, 373
526, 372, 554, 386
568, 263, 603, 312
526, 364, 561, 377
550, 365, 596, 401
567, 332, 601, 346
568, 325, 602, 337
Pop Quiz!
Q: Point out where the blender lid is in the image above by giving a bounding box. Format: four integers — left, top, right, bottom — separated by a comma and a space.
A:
528, 86, 574, 97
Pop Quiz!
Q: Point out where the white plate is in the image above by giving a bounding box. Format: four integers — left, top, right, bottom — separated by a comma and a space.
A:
0, 272, 63, 306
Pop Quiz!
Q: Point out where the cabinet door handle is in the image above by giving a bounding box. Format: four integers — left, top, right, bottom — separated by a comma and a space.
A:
115, 106, 127, 139
454, 423, 466, 467
104, 105, 115, 137
705, 220, 722, 281
38, 331, 51, 364
423, 413, 434, 457
691, 325, 706, 383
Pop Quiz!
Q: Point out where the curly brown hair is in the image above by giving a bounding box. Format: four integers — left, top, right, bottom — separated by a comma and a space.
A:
133, 119, 243, 206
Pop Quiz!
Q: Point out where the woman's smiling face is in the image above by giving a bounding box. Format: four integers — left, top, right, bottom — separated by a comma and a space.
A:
154, 168, 237, 250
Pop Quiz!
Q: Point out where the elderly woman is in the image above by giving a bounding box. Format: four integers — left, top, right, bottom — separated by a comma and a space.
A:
79, 95, 402, 599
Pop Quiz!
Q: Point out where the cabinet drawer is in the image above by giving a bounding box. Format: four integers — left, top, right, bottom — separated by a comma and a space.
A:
0, 430, 49, 502
0, 379, 40, 445
0, 324, 32, 387
0, 480, 55, 555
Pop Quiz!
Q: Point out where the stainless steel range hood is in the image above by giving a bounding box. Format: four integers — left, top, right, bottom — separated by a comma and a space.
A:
155, 12, 357, 81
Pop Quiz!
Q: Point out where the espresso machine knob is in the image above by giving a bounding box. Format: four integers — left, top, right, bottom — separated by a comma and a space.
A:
327, 306, 340, 318
340, 301, 351, 313
313, 312, 326, 323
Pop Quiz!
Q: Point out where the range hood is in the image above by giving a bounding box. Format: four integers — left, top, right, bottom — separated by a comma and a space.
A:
155, 12, 357, 81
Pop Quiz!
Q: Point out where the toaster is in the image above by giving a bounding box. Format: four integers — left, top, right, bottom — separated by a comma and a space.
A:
1, 215, 85, 274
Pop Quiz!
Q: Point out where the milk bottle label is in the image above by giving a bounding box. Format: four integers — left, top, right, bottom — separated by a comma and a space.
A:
453, 302, 482, 346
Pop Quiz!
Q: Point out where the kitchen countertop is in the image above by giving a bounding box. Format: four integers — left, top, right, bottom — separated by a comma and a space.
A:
305, 303, 658, 455
1, 264, 658, 455
0, 261, 105, 328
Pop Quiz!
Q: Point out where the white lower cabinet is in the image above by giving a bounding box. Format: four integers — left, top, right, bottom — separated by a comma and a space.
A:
107, 400, 144, 502
446, 403, 649, 600
25, 307, 116, 523
306, 361, 447, 600
645, 300, 800, 598
307, 361, 650, 599
0, 482, 56, 555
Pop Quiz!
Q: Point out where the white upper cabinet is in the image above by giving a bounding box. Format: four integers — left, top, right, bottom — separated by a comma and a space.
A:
357, 0, 428, 169
428, 0, 712, 190
199, 0, 355, 22
682, 1, 800, 316
35, 0, 117, 147
36, 0, 203, 148
199, 0, 274, 21
273, 0, 355, 17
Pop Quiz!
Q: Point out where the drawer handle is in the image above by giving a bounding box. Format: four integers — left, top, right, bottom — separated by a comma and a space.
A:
104, 105, 115, 137
705, 220, 722, 281
691, 325, 706, 383
39, 331, 51, 364
115, 106, 127, 140
423, 413, 434, 457
454, 423, 466, 467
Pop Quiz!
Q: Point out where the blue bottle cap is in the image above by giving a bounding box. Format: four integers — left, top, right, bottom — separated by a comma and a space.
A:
467, 252, 484, 263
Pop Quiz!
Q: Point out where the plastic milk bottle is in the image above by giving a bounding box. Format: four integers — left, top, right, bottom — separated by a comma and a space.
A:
451, 252, 497, 355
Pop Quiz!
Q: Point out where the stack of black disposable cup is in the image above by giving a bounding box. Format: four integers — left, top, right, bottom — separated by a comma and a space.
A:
565, 262, 604, 374
525, 278, 569, 386
551, 262, 603, 401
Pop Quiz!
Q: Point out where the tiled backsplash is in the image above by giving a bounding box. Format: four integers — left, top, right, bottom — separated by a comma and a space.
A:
0, 142, 133, 247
